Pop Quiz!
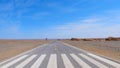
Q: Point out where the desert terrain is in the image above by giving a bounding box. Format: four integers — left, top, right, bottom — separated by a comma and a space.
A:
62, 39, 120, 62
0, 39, 120, 63
0, 40, 51, 62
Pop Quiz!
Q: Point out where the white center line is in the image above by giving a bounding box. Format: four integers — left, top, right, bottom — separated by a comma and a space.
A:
79, 54, 108, 68
61, 54, 74, 68
88, 53, 120, 68
70, 54, 91, 68
0, 55, 28, 68
47, 54, 57, 68
31, 54, 46, 68
15, 55, 37, 68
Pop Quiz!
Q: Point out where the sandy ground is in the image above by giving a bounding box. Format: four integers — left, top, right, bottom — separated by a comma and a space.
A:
0, 40, 51, 61
62, 40, 120, 62
0, 40, 120, 62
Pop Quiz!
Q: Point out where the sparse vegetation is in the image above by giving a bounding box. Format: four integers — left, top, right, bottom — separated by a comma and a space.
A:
105, 37, 120, 41
70, 37, 120, 41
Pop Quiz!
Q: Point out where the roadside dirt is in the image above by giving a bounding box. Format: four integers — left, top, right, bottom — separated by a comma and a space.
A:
0, 40, 50, 61
62, 40, 120, 62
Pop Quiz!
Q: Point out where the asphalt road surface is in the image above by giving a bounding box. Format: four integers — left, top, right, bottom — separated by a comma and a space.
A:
0, 41, 120, 68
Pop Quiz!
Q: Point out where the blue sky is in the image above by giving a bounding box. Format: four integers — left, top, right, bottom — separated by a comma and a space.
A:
0, 0, 120, 39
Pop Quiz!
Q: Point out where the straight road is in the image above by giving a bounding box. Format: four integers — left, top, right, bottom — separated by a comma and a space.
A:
0, 41, 120, 68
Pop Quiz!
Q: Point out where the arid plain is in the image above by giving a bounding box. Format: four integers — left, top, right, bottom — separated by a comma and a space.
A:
0, 40, 51, 61
62, 40, 120, 62
0, 39, 120, 63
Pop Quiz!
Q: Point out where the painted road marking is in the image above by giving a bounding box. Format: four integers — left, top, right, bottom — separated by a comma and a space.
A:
15, 55, 37, 68
31, 54, 46, 68
79, 54, 108, 68
0, 55, 28, 68
1, 54, 120, 68
47, 54, 57, 68
88, 53, 120, 68
61, 54, 74, 68
70, 54, 91, 68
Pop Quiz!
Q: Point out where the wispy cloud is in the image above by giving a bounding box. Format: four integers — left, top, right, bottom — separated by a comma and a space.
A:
14, 0, 40, 8
0, 19, 21, 34
25, 12, 50, 20
0, 1, 14, 12
51, 10, 120, 38
70, 0, 88, 7
45, 1, 81, 13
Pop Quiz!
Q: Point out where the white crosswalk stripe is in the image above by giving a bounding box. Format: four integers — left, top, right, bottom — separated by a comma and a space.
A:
31, 54, 46, 68
70, 54, 91, 68
0, 53, 120, 68
0, 55, 28, 68
15, 55, 37, 68
47, 54, 57, 68
61, 54, 74, 68
88, 53, 120, 68
79, 54, 108, 68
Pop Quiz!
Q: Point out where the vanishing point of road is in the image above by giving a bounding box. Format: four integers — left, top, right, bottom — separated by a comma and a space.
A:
0, 41, 120, 68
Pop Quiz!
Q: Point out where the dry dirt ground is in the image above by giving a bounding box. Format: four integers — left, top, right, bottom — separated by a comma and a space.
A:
61, 40, 120, 62
0, 40, 51, 62
1, 40, 120, 63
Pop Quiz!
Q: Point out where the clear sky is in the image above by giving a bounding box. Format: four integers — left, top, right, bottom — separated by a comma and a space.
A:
0, 0, 120, 39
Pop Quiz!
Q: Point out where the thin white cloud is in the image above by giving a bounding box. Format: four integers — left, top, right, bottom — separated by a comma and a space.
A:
14, 0, 38, 8
6, 24, 20, 34
45, 1, 80, 13
26, 12, 50, 20
81, 18, 101, 23
46, 2, 61, 7
70, 0, 88, 7
51, 10, 120, 38
0, 1, 14, 12
0, 19, 21, 34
